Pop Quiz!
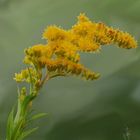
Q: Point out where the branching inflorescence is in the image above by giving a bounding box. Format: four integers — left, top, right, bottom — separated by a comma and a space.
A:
6, 13, 137, 140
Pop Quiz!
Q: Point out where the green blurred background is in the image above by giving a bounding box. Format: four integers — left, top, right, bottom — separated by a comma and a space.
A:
0, 0, 140, 140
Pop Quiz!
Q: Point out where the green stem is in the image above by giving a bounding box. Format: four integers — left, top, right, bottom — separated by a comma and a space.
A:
6, 90, 37, 140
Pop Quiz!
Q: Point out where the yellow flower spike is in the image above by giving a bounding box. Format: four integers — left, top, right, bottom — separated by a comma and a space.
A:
95, 22, 137, 48
14, 68, 39, 84
44, 57, 100, 80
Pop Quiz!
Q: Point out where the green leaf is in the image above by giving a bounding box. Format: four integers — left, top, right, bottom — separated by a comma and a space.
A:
14, 98, 21, 124
11, 118, 25, 140
31, 113, 47, 121
6, 107, 15, 140
19, 127, 38, 140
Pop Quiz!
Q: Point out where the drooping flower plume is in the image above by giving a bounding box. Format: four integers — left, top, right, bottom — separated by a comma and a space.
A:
14, 13, 137, 87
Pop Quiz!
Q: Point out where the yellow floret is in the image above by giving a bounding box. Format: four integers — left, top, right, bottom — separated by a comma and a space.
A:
43, 26, 68, 41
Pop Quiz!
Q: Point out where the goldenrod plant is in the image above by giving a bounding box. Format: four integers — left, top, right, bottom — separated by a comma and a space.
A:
6, 13, 137, 140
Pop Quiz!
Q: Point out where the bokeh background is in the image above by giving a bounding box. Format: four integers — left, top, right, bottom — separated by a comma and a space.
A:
0, 0, 140, 140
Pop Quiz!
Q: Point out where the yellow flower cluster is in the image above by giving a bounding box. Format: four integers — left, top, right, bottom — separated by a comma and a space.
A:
14, 68, 39, 83
14, 13, 137, 84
